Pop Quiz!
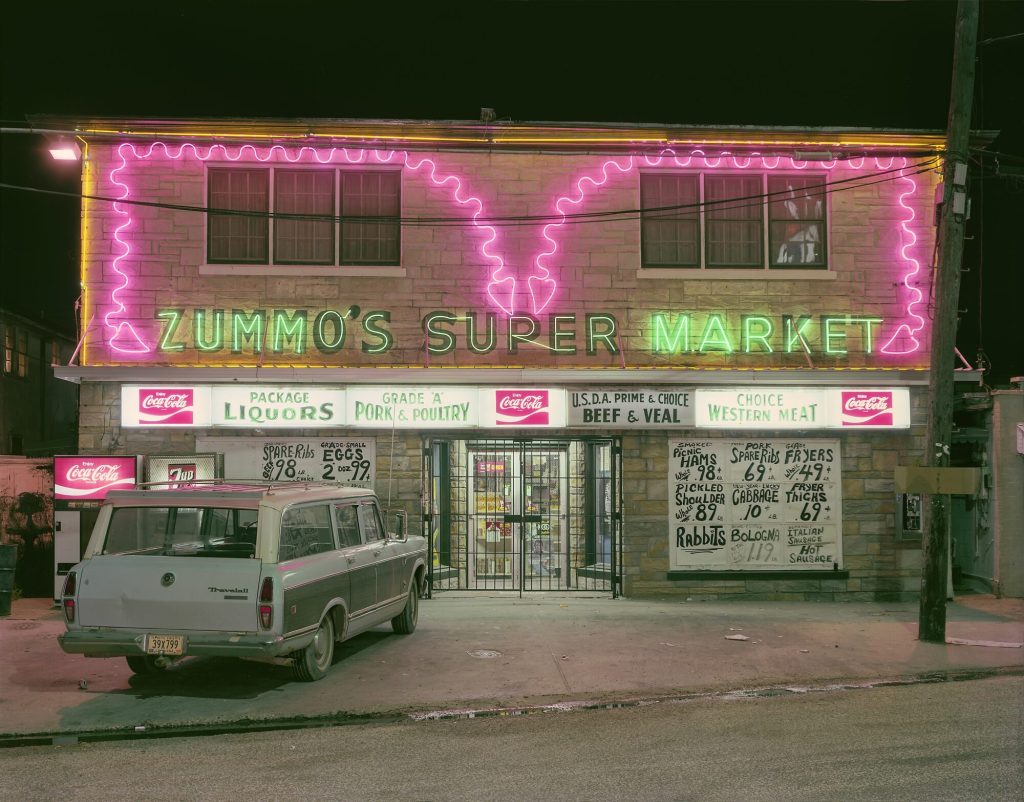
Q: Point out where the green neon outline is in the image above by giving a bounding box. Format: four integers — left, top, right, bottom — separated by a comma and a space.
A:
651, 313, 690, 353
361, 311, 393, 354
848, 316, 883, 354
156, 308, 186, 352
508, 315, 539, 354
697, 314, 733, 353
231, 309, 265, 354
822, 316, 847, 355
271, 309, 307, 354
550, 315, 577, 355
466, 313, 497, 354
425, 311, 458, 355
784, 315, 814, 354
742, 315, 774, 353
586, 314, 618, 355
313, 310, 346, 354
194, 309, 224, 352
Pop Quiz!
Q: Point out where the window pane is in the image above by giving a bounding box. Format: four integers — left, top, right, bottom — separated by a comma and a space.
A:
641, 174, 699, 267
340, 171, 400, 265
768, 175, 826, 267
280, 504, 335, 560
705, 176, 763, 267
208, 168, 269, 263
274, 170, 335, 264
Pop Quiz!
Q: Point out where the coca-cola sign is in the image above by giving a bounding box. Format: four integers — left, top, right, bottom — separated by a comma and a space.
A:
839, 391, 894, 426
54, 456, 138, 500
137, 388, 195, 425
494, 390, 550, 426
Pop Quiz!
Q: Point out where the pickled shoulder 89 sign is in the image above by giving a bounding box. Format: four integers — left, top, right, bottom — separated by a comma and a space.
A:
668, 438, 842, 571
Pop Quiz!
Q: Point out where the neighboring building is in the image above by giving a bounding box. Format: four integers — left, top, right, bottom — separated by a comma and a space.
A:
44, 116, 963, 600
0, 309, 78, 456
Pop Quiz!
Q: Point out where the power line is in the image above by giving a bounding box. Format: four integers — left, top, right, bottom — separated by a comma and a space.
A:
0, 158, 939, 229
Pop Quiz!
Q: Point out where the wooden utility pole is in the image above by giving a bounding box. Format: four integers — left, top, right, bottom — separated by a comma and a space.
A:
918, 0, 980, 643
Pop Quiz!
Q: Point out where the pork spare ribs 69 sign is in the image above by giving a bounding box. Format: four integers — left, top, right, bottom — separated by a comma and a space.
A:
668, 438, 842, 571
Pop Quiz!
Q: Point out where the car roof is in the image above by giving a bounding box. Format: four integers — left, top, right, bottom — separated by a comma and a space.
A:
103, 481, 373, 510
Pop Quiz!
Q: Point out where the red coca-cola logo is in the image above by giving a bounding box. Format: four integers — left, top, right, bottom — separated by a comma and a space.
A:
66, 464, 122, 483
495, 390, 550, 426
141, 393, 190, 410
499, 394, 545, 411
137, 388, 194, 425
840, 391, 894, 426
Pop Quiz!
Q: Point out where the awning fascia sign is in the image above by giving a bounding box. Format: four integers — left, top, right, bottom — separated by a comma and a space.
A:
119, 384, 912, 430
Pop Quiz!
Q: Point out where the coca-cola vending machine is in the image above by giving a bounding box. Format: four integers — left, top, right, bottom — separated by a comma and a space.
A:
52, 455, 142, 601
145, 454, 221, 487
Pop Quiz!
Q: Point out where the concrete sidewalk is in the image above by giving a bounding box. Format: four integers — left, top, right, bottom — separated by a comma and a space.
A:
1, 593, 1022, 740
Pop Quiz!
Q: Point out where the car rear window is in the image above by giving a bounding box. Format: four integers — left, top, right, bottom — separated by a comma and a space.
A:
102, 506, 259, 557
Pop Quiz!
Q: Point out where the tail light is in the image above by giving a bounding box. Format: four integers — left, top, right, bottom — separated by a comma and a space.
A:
258, 576, 273, 629
62, 571, 77, 624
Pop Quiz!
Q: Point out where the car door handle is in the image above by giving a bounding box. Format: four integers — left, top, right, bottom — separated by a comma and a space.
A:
346, 556, 356, 564
373, 550, 382, 557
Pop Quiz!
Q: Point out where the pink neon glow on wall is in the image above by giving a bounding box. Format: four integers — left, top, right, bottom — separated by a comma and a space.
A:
102, 143, 511, 354
526, 150, 929, 356
100, 142, 930, 358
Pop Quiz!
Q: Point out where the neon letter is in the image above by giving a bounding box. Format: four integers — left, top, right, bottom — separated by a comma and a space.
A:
156, 309, 186, 352
271, 310, 307, 354
586, 314, 618, 355
361, 311, 392, 354
313, 310, 346, 353
697, 315, 733, 353
550, 315, 577, 355
425, 312, 458, 355
742, 316, 774, 353
232, 309, 266, 354
651, 314, 690, 353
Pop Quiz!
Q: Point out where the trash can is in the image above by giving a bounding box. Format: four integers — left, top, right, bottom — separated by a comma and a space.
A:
0, 543, 17, 617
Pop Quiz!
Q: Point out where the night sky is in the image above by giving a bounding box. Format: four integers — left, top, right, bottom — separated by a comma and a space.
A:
2, 1, 1021, 383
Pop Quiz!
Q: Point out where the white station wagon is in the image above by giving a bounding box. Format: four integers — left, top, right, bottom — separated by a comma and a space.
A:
58, 482, 427, 681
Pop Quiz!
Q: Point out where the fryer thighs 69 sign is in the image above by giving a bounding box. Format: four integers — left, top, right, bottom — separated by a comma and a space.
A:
668, 438, 842, 571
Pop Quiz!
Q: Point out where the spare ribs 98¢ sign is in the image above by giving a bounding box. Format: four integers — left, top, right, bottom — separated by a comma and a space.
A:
668, 438, 842, 571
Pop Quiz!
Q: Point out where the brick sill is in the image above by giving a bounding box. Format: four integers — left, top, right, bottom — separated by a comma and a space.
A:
667, 570, 850, 581
200, 265, 407, 278
637, 269, 838, 281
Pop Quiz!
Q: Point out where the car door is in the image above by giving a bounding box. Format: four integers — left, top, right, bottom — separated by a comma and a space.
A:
357, 501, 399, 607
335, 501, 377, 621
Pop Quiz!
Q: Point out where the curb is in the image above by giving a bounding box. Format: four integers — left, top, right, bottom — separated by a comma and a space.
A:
3, 665, 1022, 749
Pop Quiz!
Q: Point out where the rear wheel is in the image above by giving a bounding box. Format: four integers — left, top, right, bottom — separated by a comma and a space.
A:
293, 614, 335, 682
392, 580, 419, 634
125, 655, 167, 675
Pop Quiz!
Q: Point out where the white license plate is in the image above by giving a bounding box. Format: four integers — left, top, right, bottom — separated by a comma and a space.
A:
145, 634, 184, 655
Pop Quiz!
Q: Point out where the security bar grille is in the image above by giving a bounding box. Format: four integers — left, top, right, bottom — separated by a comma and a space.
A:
424, 437, 621, 597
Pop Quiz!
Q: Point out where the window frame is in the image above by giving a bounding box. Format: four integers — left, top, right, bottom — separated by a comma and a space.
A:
204, 165, 402, 273
639, 170, 831, 275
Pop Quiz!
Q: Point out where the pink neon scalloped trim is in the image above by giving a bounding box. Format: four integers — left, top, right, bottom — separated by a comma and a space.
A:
526, 150, 927, 356
102, 143, 511, 353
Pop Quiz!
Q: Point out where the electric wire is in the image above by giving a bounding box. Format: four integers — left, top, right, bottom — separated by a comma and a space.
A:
0, 158, 939, 229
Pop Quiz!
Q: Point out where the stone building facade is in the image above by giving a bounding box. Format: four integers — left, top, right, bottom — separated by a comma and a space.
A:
52, 118, 944, 600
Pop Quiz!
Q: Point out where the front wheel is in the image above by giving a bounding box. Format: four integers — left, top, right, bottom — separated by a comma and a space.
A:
293, 614, 335, 682
392, 581, 419, 634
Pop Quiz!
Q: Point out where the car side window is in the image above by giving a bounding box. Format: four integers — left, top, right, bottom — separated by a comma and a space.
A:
334, 503, 362, 548
357, 503, 383, 543
280, 504, 335, 561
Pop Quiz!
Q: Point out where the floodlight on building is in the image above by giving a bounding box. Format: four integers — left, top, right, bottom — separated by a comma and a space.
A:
48, 138, 81, 161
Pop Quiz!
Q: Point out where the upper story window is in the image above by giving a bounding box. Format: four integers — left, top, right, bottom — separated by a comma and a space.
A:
641, 172, 827, 271
3, 327, 28, 378
207, 167, 400, 267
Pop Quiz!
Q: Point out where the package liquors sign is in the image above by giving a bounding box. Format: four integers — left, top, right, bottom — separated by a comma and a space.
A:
668, 438, 843, 571
195, 437, 375, 488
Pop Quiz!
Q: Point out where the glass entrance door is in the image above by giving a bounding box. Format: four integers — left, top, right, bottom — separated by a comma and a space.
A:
468, 447, 567, 590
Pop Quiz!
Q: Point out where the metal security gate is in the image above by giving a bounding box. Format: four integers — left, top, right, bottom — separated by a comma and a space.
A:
423, 438, 621, 597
